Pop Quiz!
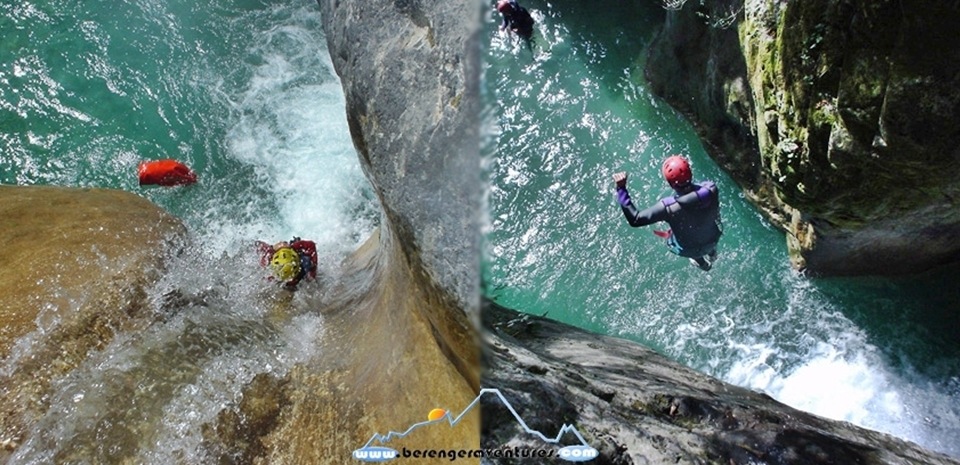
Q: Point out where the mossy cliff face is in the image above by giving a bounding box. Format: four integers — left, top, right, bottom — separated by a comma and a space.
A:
646, 0, 760, 188
0, 185, 185, 454
647, 0, 960, 275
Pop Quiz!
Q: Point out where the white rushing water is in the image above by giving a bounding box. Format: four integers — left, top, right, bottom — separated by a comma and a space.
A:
5, 1, 377, 463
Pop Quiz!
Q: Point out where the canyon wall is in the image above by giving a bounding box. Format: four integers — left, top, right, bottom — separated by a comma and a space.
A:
647, 0, 960, 275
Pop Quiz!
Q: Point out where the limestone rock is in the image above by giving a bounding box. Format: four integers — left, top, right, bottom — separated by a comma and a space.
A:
318, 0, 483, 314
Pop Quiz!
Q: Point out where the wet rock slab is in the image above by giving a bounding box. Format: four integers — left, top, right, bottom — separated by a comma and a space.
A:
482, 301, 960, 465
0, 185, 186, 457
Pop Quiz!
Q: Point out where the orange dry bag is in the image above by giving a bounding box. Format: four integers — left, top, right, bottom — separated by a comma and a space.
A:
138, 159, 197, 186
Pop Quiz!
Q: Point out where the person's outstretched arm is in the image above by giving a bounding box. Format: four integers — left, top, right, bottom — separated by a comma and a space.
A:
255, 241, 275, 267
613, 172, 666, 227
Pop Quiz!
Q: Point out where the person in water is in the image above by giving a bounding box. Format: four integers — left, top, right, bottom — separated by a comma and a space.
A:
256, 237, 318, 289
613, 156, 722, 271
496, 0, 534, 44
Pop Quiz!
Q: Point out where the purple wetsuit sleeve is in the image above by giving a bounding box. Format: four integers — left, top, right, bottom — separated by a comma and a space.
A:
618, 188, 667, 227
696, 186, 710, 202
616, 187, 631, 207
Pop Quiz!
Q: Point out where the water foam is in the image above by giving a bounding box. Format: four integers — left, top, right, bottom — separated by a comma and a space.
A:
209, 3, 375, 259
718, 276, 960, 457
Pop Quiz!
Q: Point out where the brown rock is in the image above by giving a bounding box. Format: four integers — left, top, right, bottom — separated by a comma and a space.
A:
0, 185, 185, 453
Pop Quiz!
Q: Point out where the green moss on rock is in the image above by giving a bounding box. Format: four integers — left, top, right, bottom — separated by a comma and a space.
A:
649, 0, 960, 275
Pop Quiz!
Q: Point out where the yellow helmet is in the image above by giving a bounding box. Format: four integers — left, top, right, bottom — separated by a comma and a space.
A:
270, 247, 301, 282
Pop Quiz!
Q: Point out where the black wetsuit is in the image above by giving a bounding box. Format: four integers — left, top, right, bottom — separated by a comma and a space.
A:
500, 0, 534, 39
617, 182, 722, 258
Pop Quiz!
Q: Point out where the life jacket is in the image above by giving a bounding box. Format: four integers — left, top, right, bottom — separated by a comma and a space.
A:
290, 239, 318, 280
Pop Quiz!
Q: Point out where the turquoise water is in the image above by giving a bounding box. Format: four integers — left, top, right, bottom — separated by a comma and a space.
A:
2, 1, 375, 462
482, 0, 960, 457
1, 0, 375, 253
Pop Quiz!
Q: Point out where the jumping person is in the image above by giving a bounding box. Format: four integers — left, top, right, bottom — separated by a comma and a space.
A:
613, 156, 722, 271
256, 237, 318, 289
496, 0, 535, 46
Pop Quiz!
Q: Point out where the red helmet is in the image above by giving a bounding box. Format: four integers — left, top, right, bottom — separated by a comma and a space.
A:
662, 155, 693, 188
496, 0, 513, 13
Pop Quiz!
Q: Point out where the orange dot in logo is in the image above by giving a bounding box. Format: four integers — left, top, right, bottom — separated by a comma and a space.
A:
428, 408, 447, 421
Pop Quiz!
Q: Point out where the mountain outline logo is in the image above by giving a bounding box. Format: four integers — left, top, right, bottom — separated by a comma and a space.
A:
352, 387, 598, 462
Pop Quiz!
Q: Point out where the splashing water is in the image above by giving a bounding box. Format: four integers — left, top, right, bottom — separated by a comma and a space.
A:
2, 0, 376, 462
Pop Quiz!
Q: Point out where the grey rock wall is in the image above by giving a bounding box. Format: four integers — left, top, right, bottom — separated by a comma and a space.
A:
318, 0, 484, 314
482, 301, 960, 465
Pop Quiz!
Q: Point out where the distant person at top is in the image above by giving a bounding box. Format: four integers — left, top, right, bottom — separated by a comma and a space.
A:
496, 0, 534, 44
256, 237, 318, 290
613, 156, 722, 271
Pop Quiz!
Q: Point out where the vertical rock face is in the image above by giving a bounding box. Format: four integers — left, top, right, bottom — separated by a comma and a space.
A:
647, 0, 960, 275
319, 0, 481, 396
305, 0, 483, 461
646, 0, 761, 188
318, 0, 483, 309
319, 0, 483, 394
